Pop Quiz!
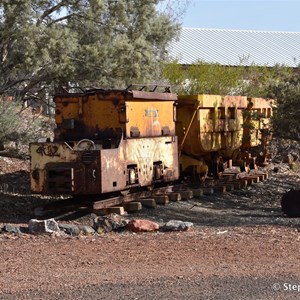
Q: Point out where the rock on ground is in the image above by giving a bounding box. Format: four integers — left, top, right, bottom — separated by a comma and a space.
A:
58, 224, 95, 236
162, 220, 194, 231
28, 219, 60, 234
93, 213, 129, 233
126, 219, 159, 232
2, 224, 22, 234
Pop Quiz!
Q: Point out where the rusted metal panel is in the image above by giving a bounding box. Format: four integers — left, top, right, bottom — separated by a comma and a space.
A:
177, 94, 247, 156
30, 142, 102, 195
241, 97, 273, 149
30, 143, 77, 193
124, 136, 179, 186
30, 135, 179, 195
99, 146, 127, 194
99, 136, 179, 193
131, 90, 177, 101
125, 101, 176, 138
53, 89, 177, 142
54, 93, 123, 141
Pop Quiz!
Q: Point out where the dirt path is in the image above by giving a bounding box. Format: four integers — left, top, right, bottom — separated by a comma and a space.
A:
1, 226, 300, 299
1, 156, 300, 299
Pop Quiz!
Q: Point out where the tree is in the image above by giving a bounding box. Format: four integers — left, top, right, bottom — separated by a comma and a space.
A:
163, 60, 245, 95
0, 0, 182, 148
265, 67, 300, 141
0, 96, 45, 151
0, 0, 180, 101
236, 63, 299, 141
156, 0, 192, 23
67, 0, 181, 87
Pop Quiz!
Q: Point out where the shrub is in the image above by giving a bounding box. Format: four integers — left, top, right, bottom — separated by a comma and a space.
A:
0, 97, 53, 152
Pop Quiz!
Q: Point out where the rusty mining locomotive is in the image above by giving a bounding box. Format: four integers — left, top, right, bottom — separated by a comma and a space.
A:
30, 86, 272, 196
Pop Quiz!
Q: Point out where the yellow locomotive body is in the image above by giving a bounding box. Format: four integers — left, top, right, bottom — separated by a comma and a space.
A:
30, 88, 179, 195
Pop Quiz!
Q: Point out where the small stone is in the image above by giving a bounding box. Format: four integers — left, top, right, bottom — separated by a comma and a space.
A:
59, 224, 81, 236
162, 220, 194, 231
93, 213, 129, 233
78, 225, 96, 235
283, 153, 294, 166
126, 219, 159, 232
3, 224, 22, 234
28, 219, 60, 234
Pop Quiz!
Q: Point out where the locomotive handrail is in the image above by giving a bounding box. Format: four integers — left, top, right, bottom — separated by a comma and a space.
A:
126, 84, 172, 93
64, 142, 74, 151
178, 104, 200, 157
55, 86, 86, 94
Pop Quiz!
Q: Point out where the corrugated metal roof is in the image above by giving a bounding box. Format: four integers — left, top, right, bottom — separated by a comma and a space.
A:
168, 28, 300, 67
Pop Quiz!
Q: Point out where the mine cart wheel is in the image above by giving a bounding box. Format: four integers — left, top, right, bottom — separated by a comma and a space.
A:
198, 172, 208, 183
178, 171, 191, 183
209, 153, 224, 179
210, 162, 220, 179
255, 150, 267, 166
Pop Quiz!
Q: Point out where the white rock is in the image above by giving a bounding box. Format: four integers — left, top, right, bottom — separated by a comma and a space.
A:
28, 218, 60, 234
163, 220, 194, 231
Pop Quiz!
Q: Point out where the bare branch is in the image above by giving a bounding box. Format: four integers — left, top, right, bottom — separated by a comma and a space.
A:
37, 0, 69, 24
47, 13, 76, 26
37, 0, 82, 25
157, 0, 192, 23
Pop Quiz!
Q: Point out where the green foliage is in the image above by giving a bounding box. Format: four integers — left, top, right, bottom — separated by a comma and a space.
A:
163, 60, 245, 95
265, 67, 300, 141
163, 59, 294, 98
0, 97, 43, 146
240, 64, 293, 98
239, 64, 299, 141
0, 0, 179, 101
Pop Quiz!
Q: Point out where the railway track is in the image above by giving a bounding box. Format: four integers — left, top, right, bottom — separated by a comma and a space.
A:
34, 170, 269, 219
